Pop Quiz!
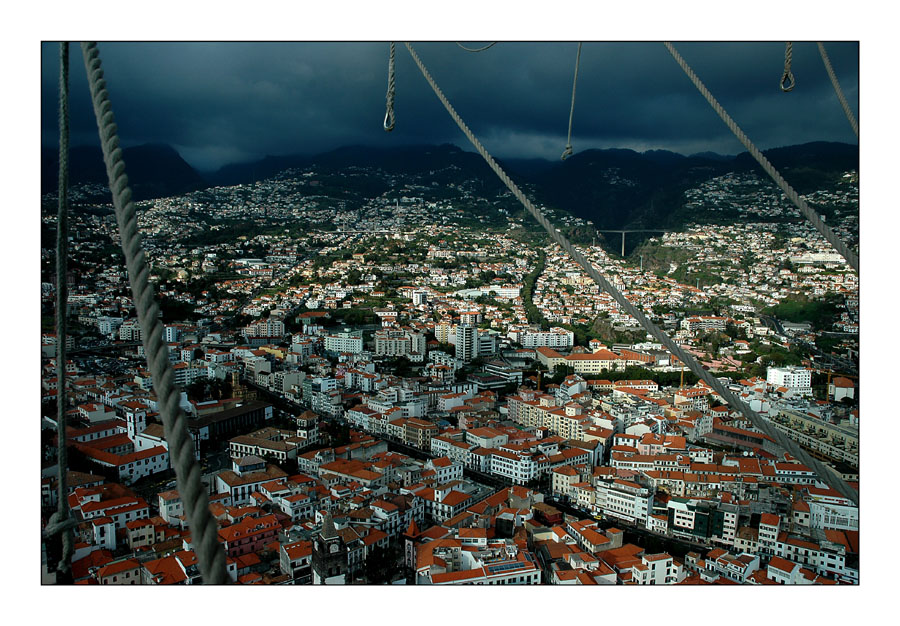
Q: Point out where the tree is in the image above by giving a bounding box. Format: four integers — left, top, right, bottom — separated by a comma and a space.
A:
185, 378, 233, 403
346, 269, 362, 285
553, 363, 575, 378
363, 544, 401, 584
389, 356, 413, 377
724, 321, 746, 340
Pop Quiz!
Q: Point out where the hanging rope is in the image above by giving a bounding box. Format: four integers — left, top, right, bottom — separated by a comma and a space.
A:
561, 42, 583, 161
456, 42, 498, 53
45, 40, 77, 581
664, 42, 859, 273
404, 41, 859, 506
80, 42, 229, 584
817, 42, 859, 138
384, 42, 396, 132
780, 42, 795, 92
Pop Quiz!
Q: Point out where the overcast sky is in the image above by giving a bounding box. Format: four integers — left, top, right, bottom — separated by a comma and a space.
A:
40, 41, 858, 171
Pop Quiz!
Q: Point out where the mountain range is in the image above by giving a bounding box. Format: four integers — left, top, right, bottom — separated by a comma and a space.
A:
41, 143, 207, 201
42, 141, 858, 230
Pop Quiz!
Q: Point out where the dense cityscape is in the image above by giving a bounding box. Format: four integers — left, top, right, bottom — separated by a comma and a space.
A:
40, 158, 860, 587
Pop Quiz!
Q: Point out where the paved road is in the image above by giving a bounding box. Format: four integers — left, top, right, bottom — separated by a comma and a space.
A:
759, 314, 858, 374
243, 379, 303, 417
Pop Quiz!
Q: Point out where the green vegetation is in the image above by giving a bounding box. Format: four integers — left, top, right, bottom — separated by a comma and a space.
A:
185, 378, 233, 403
724, 321, 748, 340
630, 240, 692, 274
42, 315, 57, 333
814, 335, 843, 355
363, 544, 404, 584
328, 307, 377, 326
521, 249, 546, 325
573, 317, 644, 346
764, 292, 844, 331
157, 296, 201, 322
743, 341, 806, 377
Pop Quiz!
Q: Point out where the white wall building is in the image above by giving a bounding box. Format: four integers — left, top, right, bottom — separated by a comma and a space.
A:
516, 327, 575, 349
456, 325, 478, 362
324, 332, 364, 354
767, 366, 812, 396
593, 478, 653, 526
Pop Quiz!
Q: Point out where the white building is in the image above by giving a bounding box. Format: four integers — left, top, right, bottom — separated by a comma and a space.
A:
515, 327, 575, 349
244, 319, 285, 338
593, 478, 653, 526
767, 366, 812, 396
456, 325, 478, 362
324, 332, 363, 354
632, 553, 684, 585
98, 316, 125, 337
118, 319, 142, 341
435, 321, 453, 345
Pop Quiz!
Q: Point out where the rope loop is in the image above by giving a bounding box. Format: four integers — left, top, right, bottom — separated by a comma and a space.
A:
780, 72, 795, 92
781, 42, 795, 92
456, 42, 497, 53
46, 512, 78, 537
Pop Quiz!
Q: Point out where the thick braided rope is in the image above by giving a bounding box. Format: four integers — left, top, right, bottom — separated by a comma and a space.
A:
384, 42, 396, 131
664, 42, 859, 273
81, 42, 229, 583
405, 41, 859, 506
781, 42, 795, 92
49, 40, 76, 577
561, 42, 583, 161
456, 42, 498, 52
817, 42, 859, 138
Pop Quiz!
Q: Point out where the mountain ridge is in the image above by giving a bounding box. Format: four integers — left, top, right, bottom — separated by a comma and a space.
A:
41, 143, 207, 201
43, 141, 857, 230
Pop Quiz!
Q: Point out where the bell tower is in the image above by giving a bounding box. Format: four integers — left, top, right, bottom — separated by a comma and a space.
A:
311, 513, 347, 584
230, 370, 256, 401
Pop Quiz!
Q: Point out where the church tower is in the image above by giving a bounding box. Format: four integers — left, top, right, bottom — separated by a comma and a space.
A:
125, 403, 147, 442
403, 517, 422, 579
311, 513, 347, 584
230, 370, 256, 401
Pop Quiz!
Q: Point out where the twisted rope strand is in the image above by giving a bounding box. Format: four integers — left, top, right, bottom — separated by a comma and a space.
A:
664, 42, 858, 273
405, 41, 858, 506
818, 42, 859, 138
81, 42, 229, 584
49, 40, 76, 579
384, 42, 396, 131
781, 42, 795, 92
562, 42, 583, 161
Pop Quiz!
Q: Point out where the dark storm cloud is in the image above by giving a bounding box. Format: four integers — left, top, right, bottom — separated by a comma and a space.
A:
41, 41, 858, 171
